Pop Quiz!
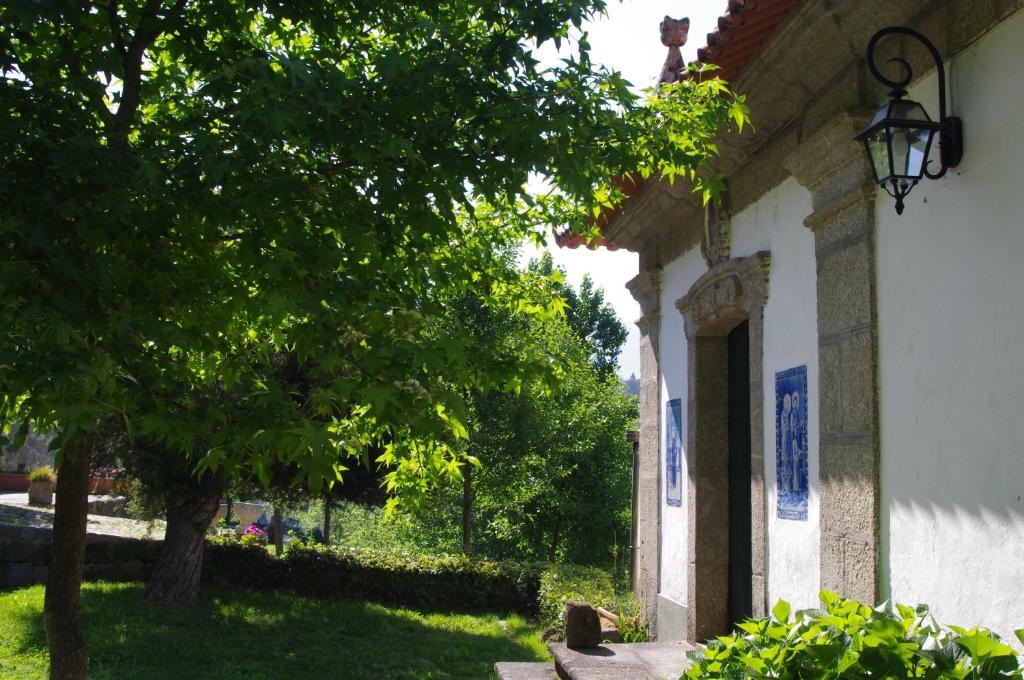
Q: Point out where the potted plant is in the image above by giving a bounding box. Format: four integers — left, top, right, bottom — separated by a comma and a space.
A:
27, 465, 56, 507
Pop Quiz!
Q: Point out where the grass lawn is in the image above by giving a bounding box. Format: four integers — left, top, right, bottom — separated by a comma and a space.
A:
0, 582, 549, 679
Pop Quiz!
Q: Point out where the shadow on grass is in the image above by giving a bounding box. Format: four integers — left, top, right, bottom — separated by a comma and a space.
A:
0, 503, 55, 529
1, 582, 548, 680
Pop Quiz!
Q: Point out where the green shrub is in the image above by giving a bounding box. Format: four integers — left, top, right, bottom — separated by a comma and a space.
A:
27, 465, 55, 483
537, 563, 616, 632
202, 537, 543, 614
614, 594, 651, 643
239, 533, 267, 548
685, 590, 1024, 679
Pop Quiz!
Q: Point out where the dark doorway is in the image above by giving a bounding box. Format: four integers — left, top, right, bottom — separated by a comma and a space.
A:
727, 321, 753, 627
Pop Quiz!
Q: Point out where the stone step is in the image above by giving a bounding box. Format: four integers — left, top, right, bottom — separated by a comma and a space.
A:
495, 661, 557, 679
549, 641, 693, 680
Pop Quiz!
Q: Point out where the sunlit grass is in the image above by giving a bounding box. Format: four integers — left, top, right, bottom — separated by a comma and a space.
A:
0, 582, 549, 679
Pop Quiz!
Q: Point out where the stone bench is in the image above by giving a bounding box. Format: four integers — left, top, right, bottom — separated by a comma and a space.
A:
549, 641, 693, 680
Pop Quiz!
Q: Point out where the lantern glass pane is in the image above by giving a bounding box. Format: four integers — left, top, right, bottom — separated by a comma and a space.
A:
891, 99, 932, 123
886, 124, 935, 181
903, 126, 934, 178
867, 102, 892, 129
866, 131, 891, 183
888, 124, 910, 178
886, 124, 935, 180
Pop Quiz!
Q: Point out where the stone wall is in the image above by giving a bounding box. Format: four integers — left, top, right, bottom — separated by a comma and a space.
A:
0, 429, 55, 474
0, 525, 159, 590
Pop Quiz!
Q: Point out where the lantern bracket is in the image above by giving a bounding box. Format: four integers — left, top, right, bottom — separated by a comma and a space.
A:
865, 26, 963, 179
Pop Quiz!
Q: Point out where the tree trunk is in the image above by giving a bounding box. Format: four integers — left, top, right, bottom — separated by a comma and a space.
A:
144, 490, 220, 603
44, 432, 95, 680
272, 507, 283, 556
322, 497, 332, 546
461, 464, 473, 556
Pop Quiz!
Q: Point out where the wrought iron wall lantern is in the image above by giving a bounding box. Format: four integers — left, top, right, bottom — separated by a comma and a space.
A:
855, 27, 964, 215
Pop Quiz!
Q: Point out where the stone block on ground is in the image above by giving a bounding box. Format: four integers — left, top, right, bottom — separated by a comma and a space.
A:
599, 621, 621, 644
494, 662, 556, 679
595, 607, 621, 643
564, 602, 602, 649
0, 524, 50, 562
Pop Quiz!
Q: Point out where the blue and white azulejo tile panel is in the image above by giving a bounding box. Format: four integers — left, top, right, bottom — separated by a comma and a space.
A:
665, 398, 683, 508
776, 366, 808, 521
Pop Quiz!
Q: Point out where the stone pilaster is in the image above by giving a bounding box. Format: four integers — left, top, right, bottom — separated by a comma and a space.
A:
626, 269, 662, 632
785, 113, 881, 604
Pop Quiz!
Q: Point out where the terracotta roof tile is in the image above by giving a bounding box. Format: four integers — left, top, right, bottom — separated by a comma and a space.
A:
693, 0, 801, 82
553, 175, 643, 250
555, 0, 800, 250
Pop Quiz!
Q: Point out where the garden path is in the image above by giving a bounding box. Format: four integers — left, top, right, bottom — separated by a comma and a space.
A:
0, 492, 164, 539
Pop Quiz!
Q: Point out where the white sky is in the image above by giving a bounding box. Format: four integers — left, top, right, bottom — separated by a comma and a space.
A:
521, 1, 727, 380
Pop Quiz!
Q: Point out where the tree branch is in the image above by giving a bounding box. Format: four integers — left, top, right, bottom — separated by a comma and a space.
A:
106, 1, 128, 60
110, 0, 188, 140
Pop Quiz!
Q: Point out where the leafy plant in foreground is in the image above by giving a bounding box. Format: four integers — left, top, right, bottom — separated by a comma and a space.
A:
685, 590, 1024, 679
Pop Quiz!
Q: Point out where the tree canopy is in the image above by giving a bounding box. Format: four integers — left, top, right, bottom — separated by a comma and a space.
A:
1, 1, 746, 496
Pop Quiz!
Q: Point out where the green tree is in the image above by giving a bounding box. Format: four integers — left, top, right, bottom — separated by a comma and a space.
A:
448, 262, 636, 566
528, 251, 628, 379
0, 1, 747, 676
467, 349, 637, 566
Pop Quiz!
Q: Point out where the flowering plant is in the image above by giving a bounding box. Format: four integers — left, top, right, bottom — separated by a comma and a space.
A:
240, 524, 268, 547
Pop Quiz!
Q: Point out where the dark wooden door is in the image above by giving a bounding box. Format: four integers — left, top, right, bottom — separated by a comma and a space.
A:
727, 321, 753, 626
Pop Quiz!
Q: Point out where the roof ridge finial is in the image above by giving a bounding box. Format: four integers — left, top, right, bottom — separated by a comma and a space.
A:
659, 15, 690, 83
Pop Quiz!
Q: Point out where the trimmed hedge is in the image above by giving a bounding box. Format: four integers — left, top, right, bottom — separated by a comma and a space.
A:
6, 529, 621, 620
202, 538, 544, 614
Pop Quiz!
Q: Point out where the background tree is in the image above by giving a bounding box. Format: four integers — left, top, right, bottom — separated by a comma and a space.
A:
529, 252, 628, 379
465, 339, 636, 566
0, 1, 748, 676
442, 257, 635, 567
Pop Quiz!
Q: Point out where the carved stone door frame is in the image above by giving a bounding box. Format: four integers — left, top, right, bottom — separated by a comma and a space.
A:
675, 252, 770, 641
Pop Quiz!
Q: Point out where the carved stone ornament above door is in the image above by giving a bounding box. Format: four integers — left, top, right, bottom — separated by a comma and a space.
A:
678, 252, 771, 338
701, 200, 731, 268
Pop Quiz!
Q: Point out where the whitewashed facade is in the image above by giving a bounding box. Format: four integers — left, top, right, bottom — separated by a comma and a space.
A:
590, 0, 1024, 646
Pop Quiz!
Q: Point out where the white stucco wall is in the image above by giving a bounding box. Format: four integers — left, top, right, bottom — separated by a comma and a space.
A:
659, 246, 708, 605
730, 178, 820, 611
876, 9, 1024, 646
656, 176, 818, 612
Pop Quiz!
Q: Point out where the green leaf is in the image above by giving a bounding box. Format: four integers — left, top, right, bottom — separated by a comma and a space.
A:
958, 630, 1014, 659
